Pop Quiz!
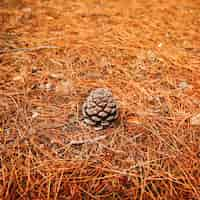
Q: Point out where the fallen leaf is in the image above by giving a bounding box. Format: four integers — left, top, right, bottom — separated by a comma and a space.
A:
39, 83, 54, 91
32, 111, 39, 119
190, 113, 200, 125
127, 116, 142, 125
56, 81, 73, 95
178, 81, 190, 89
13, 75, 24, 82
49, 73, 64, 80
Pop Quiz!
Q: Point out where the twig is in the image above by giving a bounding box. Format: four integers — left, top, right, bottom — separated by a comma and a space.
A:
0, 45, 60, 54
69, 135, 107, 145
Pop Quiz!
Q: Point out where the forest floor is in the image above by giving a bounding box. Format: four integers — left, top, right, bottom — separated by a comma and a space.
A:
0, 0, 200, 199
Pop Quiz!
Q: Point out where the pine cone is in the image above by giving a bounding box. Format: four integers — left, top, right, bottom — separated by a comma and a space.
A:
82, 88, 118, 130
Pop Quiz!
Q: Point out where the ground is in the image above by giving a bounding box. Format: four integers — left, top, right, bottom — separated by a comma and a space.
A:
0, 0, 200, 199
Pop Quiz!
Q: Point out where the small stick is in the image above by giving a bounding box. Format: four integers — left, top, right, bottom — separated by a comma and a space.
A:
0, 45, 60, 54
69, 135, 107, 145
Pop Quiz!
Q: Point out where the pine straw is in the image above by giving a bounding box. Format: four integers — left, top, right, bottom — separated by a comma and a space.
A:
0, 0, 200, 199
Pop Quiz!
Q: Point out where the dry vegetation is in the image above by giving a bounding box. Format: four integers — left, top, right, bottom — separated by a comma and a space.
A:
0, 0, 200, 199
